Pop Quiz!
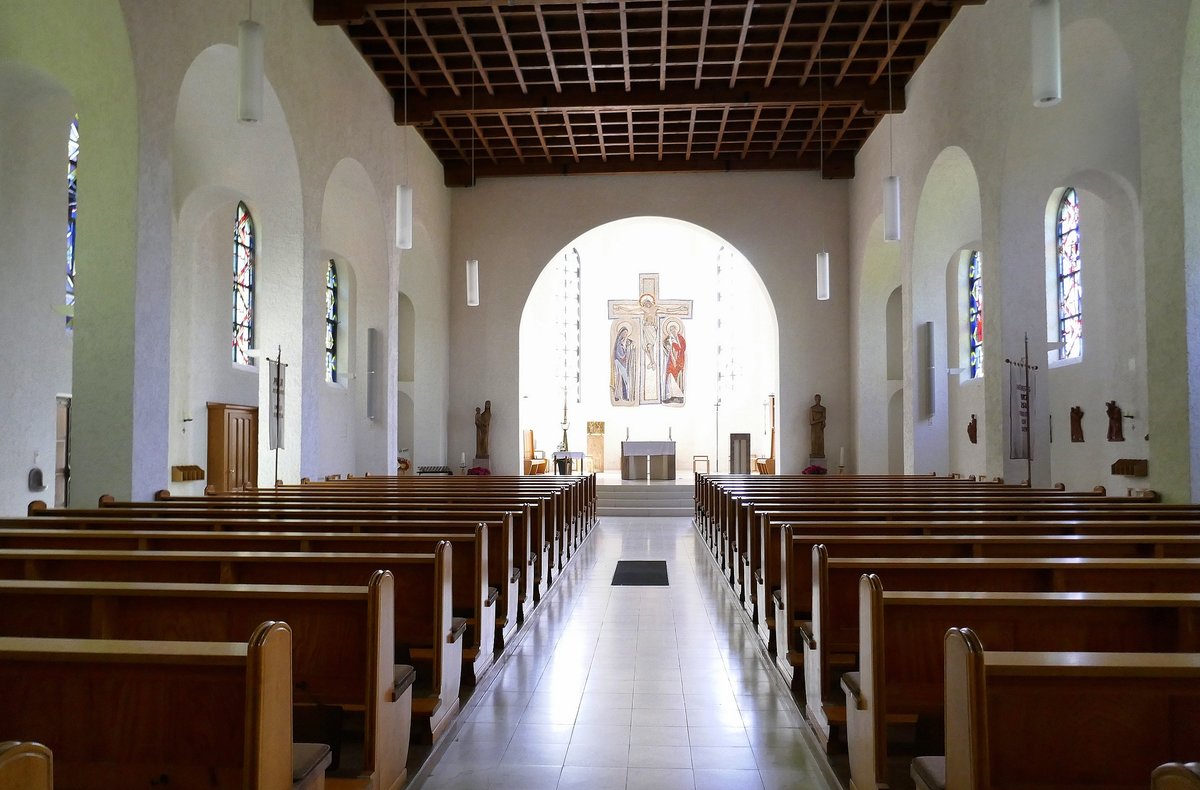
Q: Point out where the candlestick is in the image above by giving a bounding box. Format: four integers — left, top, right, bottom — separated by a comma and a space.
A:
461, 451, 466, 466
839, 446, 846, 467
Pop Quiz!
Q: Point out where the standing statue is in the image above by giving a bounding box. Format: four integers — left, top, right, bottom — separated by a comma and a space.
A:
1070, 406, 1085, 442
1106, 401, 1124, 442
967, 414, 978, 445
474, 400, 492, 458
809, 394, 827, 458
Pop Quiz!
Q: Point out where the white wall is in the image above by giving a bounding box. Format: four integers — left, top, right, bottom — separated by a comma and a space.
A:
848, 0, 1192, 499
450, 170, 850, 476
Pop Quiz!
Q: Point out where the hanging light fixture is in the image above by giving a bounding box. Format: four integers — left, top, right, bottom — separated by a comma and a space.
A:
1030, 0, 1062, 107
237, 0, 264, 124
816, 45, 830, 301
882, 0, 901, 242
465, 67, 480, 306
466, 259, 480, 306
396, 0, 414, 249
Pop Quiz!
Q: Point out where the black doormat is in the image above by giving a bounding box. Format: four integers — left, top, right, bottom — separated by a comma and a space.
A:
611, 560, 669, 586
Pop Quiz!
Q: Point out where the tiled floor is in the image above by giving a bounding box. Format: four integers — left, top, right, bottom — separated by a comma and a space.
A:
409, 516, 839, 790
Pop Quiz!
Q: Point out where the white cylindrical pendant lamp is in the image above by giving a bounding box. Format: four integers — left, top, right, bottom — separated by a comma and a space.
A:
883, 175, 902, 241
1030, 0, 1061, 107
816, 251, 831, 301
238, 19, 264, 123
396, 184, 413, 249
466, 259, 479, 306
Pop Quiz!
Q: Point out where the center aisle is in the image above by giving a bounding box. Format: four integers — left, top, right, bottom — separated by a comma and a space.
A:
411, 515, 840, 790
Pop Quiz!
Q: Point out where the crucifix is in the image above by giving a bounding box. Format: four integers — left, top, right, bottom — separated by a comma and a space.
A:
608, 273, 693, 405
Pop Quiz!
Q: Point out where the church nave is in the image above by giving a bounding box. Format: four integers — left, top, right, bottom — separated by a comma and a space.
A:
411, 516, 837, 790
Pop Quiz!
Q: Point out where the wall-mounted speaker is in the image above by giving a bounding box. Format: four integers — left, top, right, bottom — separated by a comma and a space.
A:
920, 321, 935, 420
366, 327, 379, 421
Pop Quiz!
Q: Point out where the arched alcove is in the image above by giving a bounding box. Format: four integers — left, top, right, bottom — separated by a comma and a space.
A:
169, 44, 304, 491
398, 292, 416, 383
888, 389, 905, 475
911, 145, 983, 476
320, 157, 389, 476
855, 215, 901, 474
517, 216, 780, 476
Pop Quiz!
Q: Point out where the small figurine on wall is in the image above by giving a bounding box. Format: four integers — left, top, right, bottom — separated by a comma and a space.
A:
1070, 406, 1085, 442
966, 414, 978, 445
1106, 401, 1124, 442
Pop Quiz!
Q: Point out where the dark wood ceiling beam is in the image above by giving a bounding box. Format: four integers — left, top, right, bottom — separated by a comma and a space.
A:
562, 111, 580, 162
435, 115, 468, 160
535, 6, 562, 92
594, 110, 608, 162
627, 109, 635, 161
619, 1, 631, 91
410, 9, 460, 95
530, 114, 553, 162
452, 7, 493, 94
658, 1, 668, 90
369, 9, 428, 98
658, 108, 665, 161
712, 106, 730, 160
694, 2, 711, 90
498, 113, 525, 162
836, 0, 882, 86
768, 104, 795, 158
871, 0, 927, 85
801, 1, 838, 86
575, 4, 597, 92
763, 0, 797, 88
467, 114, 496, 162
441, 149, 856, 186
798, 103, 827, 160
492, 7, 528, 94
729, 1, 755, 88
741, 105, 762, 159
317, 0, 642, 22
685, 107, 697, 160
396, 79, 903, 124
828, 102, 860, 153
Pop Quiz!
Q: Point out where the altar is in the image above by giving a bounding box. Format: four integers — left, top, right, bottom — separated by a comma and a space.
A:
620, 440, 676, 480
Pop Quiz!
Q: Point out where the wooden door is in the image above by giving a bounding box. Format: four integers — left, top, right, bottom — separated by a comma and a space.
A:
207, 403, 258, 493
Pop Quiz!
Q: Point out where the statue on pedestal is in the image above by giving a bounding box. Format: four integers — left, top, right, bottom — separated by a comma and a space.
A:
475, 400, 492, 458
809, 394, 826, 458
967, 414, 978, 445
1070, 406, 1085, 442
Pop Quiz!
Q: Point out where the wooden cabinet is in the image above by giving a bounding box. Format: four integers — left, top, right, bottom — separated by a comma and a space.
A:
206, 402, 258, 493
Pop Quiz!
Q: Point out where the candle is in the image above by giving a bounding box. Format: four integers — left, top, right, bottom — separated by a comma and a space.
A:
839, 447, 846, 467
461, 451, 466, 466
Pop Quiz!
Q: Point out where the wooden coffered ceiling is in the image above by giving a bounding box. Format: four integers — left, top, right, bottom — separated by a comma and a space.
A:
314, 0, 985, 186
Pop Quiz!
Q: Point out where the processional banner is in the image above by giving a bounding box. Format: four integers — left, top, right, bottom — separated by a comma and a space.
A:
1007, 363, 1034, 460
269, 359, 287, 450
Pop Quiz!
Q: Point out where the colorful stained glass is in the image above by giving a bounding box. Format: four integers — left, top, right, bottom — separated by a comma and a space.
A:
325, 260, 338, 382
66, 117, 78, 329
968, 250, 983, 378
1056, 188, 1082, 359
232, 202, 255, 365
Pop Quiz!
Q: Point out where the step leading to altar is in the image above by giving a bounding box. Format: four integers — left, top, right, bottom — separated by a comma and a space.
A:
596, 482, 695, 518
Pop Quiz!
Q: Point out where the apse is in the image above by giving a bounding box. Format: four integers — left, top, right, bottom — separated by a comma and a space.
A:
518, 216, 779, 475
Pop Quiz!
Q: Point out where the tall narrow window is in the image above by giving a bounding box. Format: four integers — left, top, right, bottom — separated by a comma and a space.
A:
1056, 188, 1082, 359
967, 250, 983, 378
233, 202, 256, 365
66, 116, 79, 329
325, 260, 338, 382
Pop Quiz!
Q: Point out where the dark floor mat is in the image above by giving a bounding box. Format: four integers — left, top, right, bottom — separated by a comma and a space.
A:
611, 560, 669, 586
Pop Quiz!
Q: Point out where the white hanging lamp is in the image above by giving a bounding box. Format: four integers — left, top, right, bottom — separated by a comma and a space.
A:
1030, 0, 1062, 107
815, 48, 830, 301
882, 0, 901, 242
396, 0, 414, 249
237, 0, 264, 124
466, 259, 480, 306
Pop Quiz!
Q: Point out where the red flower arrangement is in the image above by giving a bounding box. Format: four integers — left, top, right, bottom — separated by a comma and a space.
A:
467, 466, 491, 476
801, 465, 827, 475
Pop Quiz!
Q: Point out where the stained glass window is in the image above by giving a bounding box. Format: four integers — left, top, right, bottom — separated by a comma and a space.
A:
325, 260, 338, 382
233, 202, 255, 366
1056, 188, 1082, 359
968, 251, 983, 378
66, 117, 78, 329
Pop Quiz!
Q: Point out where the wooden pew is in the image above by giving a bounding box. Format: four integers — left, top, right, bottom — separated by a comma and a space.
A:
0, 545, 463, 743
0, 622, 332, 790
1154, 763, 1200, 790
845, 575, 1200, 790
78, 505, 524, 633
0, 742, 52, 790
0, 572, 413, 790
800, 551, 1200, 749
3, 521, 497, 684
911, 628, 1200, 790
78, 505, 529, 627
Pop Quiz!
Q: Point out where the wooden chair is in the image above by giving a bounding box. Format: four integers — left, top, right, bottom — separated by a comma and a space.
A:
1154, 763, 1200, 790
0, 742, 52, 790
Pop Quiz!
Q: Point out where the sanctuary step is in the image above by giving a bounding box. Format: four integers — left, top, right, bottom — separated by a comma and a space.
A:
595, 483, 695, 518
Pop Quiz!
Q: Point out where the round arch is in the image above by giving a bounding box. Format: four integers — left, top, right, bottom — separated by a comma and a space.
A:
517, 216, 780, 476
854, 214, 901, 474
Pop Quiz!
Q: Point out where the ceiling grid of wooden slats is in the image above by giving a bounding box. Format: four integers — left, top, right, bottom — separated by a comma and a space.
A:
314, 0, 984, 186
